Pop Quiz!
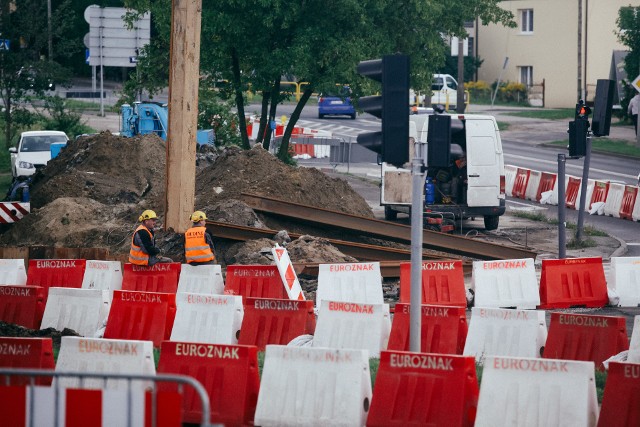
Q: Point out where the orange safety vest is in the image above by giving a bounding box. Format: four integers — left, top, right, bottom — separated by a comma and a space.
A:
184, 226, 215, 264
129, 225, 153, 265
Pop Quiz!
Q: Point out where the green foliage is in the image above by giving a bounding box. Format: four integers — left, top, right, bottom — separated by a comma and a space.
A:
197, 92, 243, 147
369, 357, 380, 387
495, 81, 527, 104
616, 7, 640, 118
36, 96, 94, 139
595, 370, 607, 404
440, 55, 485, 83
466, 80, 492, 103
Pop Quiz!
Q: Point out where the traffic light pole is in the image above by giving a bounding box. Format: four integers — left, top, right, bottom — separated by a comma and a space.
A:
410, 143, 425, 353
558, 153, 566, 259
575, 133, 592, 242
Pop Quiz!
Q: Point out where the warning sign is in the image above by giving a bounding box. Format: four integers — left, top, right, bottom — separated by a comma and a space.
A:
632, 75, 640, 93
271, 244, 305, 301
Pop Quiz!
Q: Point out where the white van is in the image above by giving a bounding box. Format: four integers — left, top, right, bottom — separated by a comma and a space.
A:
409, 74, 459, 111
381, 113, 505, 230
9, 130, 68, 177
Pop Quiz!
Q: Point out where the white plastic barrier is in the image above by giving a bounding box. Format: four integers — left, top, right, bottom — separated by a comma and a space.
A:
254, 345, 372, 426
316, 262, 383, 311
475, 356, 598, 427
313, 301, 389, 358
505, 165, 517, 197
81, 260, 122, 291
525, 170, 542, 201
0, 258, 27, 286
610, 256, 640, 307
604, 182, 625, 218
628, 315, 640, 363
20, 386, 147, 427
583, 179, 595, 212
472, 258, 539, 309
55, 336, 155, 391
41, 288, 110, 337
177, 263, 224, 295
463, 307, 547, 362
170, 293, 243, 344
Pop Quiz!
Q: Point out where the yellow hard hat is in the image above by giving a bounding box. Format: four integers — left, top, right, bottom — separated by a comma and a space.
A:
190, 210, 207, 222
139, 210, 158, 222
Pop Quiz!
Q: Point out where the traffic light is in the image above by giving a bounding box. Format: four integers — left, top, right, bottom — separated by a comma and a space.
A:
568, 101, 591, 157
356, 55, 410, 168
591, 79, 615, 137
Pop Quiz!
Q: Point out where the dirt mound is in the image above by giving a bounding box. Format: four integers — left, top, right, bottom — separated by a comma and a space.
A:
0, 321, 80, 349
1, 134, 373, 263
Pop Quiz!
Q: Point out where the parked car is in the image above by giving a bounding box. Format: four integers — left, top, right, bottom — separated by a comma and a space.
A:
318, 86, 356, 119
9, 131, 69, 178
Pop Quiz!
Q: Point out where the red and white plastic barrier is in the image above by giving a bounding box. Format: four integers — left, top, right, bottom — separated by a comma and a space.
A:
0, 202, 30, 223
506, 164, 640, 221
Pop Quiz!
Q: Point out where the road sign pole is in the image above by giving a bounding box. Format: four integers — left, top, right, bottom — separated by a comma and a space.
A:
558, 154, 566, 259
409, 142, 424, 353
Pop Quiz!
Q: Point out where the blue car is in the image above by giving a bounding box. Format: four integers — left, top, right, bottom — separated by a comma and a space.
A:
318, 87, 356, 119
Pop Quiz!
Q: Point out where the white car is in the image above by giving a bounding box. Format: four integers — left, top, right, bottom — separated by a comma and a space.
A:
9, 130, 68, 178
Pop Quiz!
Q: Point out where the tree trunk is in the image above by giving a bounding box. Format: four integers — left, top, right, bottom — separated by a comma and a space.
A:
231, 48, 250, 149
3, 96, 12, 150
262, 78, 281, 150
278, 86, 314, 162
255, 91, 270, 146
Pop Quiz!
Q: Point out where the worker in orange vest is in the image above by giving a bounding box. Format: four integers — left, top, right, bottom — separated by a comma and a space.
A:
129, 210, 173, 266
184, 210, 216, 265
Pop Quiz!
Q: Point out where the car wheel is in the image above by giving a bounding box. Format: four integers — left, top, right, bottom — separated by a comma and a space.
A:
350, 113, 357, 120
484, 215, 499, 231
318, 113, 324, 119
384, 206, 398, 221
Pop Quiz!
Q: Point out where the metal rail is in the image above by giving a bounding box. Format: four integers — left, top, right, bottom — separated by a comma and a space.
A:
205, 220, 457, 262
0, 369, 211, 427
240, 193, 537, 260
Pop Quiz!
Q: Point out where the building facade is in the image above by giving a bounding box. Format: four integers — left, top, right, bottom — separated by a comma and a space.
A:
476, 0, 629, 108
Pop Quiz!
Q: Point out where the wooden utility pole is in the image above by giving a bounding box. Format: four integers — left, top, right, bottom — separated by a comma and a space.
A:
164, 0, 202, 233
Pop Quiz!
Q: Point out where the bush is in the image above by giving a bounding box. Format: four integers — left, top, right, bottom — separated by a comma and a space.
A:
466, 80, 492, 103
37, 96, 93, 138
197, 93, 243, 147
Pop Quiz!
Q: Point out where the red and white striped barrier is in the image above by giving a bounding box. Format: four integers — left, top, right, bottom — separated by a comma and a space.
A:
506, 165, 640, 221
0, 202, 30, 224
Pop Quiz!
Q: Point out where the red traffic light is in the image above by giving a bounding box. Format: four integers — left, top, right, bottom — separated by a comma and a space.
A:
576, 103, 592, 118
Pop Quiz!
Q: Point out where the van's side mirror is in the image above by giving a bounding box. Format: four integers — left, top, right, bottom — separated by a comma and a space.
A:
9, 147, 16, 153
376, 153, 382, 165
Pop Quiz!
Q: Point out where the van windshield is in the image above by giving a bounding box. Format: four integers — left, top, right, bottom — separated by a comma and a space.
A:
20, 135, 67, 152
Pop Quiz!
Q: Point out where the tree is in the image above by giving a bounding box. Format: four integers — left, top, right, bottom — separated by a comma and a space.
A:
121, 0, 514, 161
0, 0, 77, 148
616, 6, 640, 117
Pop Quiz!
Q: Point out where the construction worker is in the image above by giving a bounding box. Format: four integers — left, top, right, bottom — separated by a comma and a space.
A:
129, 210, 173, 266
184, 210, 216, 265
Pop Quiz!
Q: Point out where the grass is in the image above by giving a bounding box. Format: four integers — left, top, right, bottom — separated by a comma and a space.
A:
496, 121, 511, 131
547, 138, 640, 158
504, 108, 576, 120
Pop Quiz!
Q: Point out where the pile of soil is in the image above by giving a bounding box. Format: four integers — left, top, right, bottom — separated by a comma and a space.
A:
0, 132, 374, 265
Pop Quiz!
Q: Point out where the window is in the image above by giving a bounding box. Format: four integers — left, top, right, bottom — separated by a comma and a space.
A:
519, 66, 533, 87
520, 9, 534, 33
467, 36, 475, 58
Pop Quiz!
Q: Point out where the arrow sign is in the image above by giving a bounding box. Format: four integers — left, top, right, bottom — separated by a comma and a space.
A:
0, 39, 10, 51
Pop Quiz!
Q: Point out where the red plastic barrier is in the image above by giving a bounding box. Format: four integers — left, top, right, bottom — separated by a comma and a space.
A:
367, 351, 479, 427
620, 186, 638, 220
598, 362, 640, 427
104, 290, 176, 347
539, 257, 608, 309
399, 261, 466, 307
512, 168, 530, 199
387, 304, 467, 355
66, 388, 102, 427
0, 385, 26, 426
158, 341, 260, 425
0, 285, 45, 329
0, 337, 54, 385
238, 297, 315, 351
589, 180, 609, 210
144, 390, 183, 427
224, 265, 287, 302
122, 263, 181, 293
543, 312, 629, 369
565, 177, 581, 209
536, 172, 557, 202
26, 259, 86, 298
